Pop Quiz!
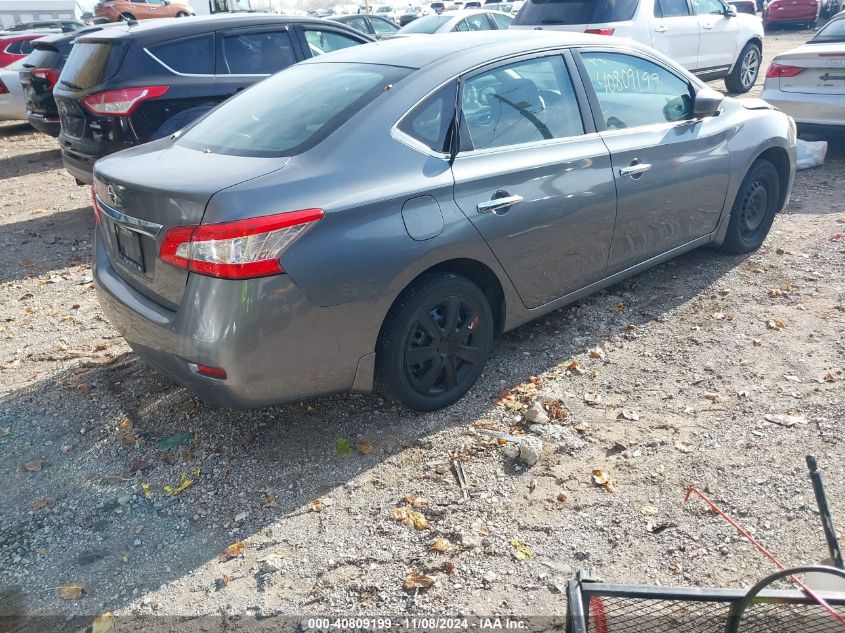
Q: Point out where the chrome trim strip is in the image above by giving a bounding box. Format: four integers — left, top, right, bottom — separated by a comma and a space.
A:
143, 48, 271, 79
96, 195, 163, 238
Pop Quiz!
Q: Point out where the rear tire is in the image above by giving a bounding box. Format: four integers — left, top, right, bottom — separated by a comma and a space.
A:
176, 11, 189, 16
119, 12, 135, 21
720, 159, 780, 254
375, 272, 494, 411
725, 41, 761, 93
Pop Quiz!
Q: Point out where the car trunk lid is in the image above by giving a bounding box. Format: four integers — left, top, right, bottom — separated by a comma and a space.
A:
94, 143, 290, 309
775, 43, 845, 94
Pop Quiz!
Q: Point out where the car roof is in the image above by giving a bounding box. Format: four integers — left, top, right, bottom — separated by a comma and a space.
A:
304, 30, 632, 69
75, 13, 361, 43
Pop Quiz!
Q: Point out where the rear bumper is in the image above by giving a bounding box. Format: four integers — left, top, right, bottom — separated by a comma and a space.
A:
762, 9, 817, 22
27, 113, 61, 137
61, 146, 97, 185
760, 88, 845, 127
93, 230, 383, 408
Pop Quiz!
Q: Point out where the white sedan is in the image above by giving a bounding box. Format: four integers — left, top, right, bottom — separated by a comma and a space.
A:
395, 9, 513, 33
761, 12, 845, 133
0, 58, 26, 122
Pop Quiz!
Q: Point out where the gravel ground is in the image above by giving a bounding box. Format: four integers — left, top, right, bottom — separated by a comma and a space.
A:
0, 27, 844, 625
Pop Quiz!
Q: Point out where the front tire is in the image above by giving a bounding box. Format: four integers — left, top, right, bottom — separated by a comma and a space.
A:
720, 159, 780, 254
376, 272, 494, 411
725, 41, 762, 93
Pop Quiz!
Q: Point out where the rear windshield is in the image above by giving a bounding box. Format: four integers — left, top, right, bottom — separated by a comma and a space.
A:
176, 62, 412, 158
58, 40, 124, 91
810, 17, 845, 42
513, 0, 638, 25
398, 14, 453, 32
20, 47, 60, 69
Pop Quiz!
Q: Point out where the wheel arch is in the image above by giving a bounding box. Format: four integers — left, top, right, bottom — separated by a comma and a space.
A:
755, 145, 791, 213
730, 37, 763, 73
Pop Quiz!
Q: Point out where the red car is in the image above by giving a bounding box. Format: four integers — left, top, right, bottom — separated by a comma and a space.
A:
763, 0, 820, 29
0, 34, 44, 68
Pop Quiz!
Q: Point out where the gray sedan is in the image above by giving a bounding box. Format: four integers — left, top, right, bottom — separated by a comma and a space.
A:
92, 32, 796, 411
0, 58, 26, 121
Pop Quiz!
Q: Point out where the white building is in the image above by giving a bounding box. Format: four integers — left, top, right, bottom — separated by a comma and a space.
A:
0, 0, 84, 28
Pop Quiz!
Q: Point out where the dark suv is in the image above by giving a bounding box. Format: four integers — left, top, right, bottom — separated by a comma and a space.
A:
20, 25, 119, 136
54, 14, 374, 185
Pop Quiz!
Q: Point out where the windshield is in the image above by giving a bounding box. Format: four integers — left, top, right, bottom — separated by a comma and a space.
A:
398, 13, 452, 31
177, 62, 412, 158
810, 17, 845, 43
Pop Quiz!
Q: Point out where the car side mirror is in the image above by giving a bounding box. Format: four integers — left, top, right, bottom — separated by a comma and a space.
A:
725, 4, 737, 16
693, 87, 724, 117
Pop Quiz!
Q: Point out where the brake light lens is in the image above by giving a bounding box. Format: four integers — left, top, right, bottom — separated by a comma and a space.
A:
32, 68, 59, 88
0, 79, 7, 95
81, 85, 169, 116
766, 63, 804, 78
585, 27, 615, 35
159, 209, 325, 280
193, 364, 227, 379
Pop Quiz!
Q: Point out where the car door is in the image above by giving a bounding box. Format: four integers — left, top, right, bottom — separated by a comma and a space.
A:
450, 52, 618, 309
691, 0, 738, 72
215, 26, 302, 100
650, 0, 701, 70
575, 49, 730, 271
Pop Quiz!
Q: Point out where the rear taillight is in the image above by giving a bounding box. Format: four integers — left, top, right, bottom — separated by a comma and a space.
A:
0, 79, 7, 95
766, 63, 804, 78
81, 85, 169, 116
585, 27, 615, 35
159, 209, 325, 280
32, 68, 59, 88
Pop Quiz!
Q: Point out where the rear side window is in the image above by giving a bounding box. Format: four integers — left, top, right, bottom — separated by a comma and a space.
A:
691, 0, 724, 13
222, 31, 295, 75
456, 13, 492, 30
654, 0, 691, 16
371, 17, 399, 33
344, 16, 371, 32
398, 82, 457, 153
303, 29, 363, 56
148, 35, 213, 75
514, 0, 639, 25
491, 12, 514, 27
20, 47, 59, 69
59, 41, 124, 91
177, 62, 411, 157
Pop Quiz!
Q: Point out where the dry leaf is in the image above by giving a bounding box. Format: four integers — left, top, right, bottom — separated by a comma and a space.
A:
704, 393, 719, 402
355, 441, 374, 455
509, 537, 535, 561
32, 497, 50, 509
766, 319, 785, 331
430, 537, 451, 552
58, 582, 88, 600
119, 418, 133, 431
129, 458, 150, 474
610, 303, 625, 314
592, 468, 616, 491
544, 399, 567, 421
674, 441, 693, 454
141, 482, 154, 499
310, 499, 324, 513
218, 541, 245, 562
390, 505, 428, 530
22, 458, 43, 472
403, 493, 429, 509
121, 433, 137, 446
264, 494, 277, 507
163, 468, 200, 496
824, 373, 836, 383
589, 347, 606, 359
403, 572, 435, 591
618, 409, 639, 421
92, 612, 114, 633
768, 288, 783, 298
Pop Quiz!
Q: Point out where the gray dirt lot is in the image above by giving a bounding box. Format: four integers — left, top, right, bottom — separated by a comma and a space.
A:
0, 27, 844, 624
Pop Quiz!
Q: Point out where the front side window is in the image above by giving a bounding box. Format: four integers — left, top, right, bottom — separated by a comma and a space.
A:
148, 35, 213, 74
177, 62, 411, 157
345, 16, 370, 32
691, 0, 725, 13
654, 0, 692, 16
398, 82, 457, 153
303, 28, 363, 56
580, 51, 693, 129
371, 17, 399, 33
222, 31, 295, 75
460, 55, 584, 151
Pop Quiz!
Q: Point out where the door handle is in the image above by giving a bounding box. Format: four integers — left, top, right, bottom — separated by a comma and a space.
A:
477, 194, 523, 214
618, 161, 652, 178
655, 24, 668, 31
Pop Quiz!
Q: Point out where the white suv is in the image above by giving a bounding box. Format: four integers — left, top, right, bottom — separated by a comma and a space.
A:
511, 0, 764, 93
